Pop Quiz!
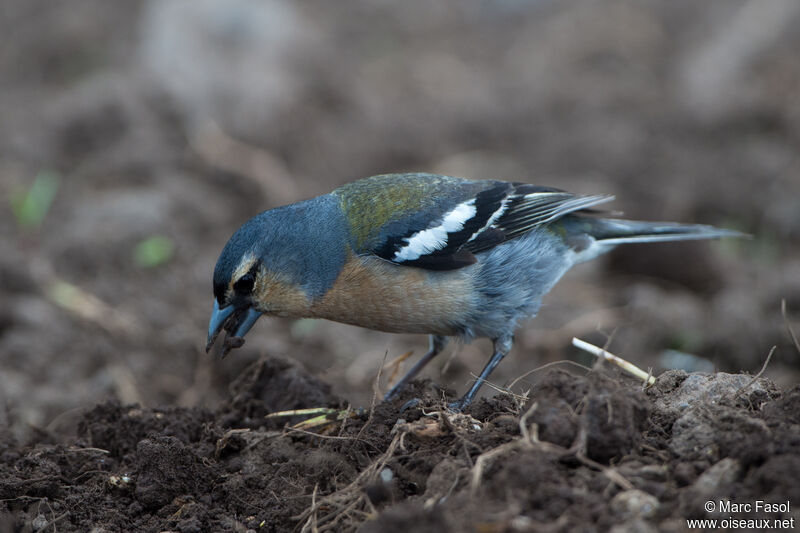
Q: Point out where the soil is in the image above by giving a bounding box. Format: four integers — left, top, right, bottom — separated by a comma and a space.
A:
2, 1, 800, 531
2, 358, 799, 532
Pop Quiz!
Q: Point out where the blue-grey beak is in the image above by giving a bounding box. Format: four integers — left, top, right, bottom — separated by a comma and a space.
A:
206, 299, 263, 357
206, 299, 234, 351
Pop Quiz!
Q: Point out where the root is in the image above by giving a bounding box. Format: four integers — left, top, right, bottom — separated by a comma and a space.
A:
782, 299, 800, 356
296, 429, 404, 532
729, 345, 776, 402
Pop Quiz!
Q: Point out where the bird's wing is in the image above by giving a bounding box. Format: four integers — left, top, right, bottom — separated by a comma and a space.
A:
468, 183, 615, 252
336, 173, 613, 271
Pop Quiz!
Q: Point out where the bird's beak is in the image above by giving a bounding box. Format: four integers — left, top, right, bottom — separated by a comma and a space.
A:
206, 299, 234, 351
206, 299, 263, 358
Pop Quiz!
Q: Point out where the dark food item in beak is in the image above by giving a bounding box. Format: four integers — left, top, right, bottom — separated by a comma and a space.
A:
206, 300, 262, 358
223, 336, 246, 349
217, 311, 247, 359
223, 336, 245, 351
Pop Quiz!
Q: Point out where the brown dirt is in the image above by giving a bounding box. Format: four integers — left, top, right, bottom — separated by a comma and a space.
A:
2, 358, 799, 532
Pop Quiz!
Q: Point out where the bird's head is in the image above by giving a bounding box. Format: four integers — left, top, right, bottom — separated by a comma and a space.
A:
205, 210, 313, 357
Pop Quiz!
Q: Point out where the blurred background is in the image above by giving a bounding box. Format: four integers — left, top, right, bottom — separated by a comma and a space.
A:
1, 0, 799, 440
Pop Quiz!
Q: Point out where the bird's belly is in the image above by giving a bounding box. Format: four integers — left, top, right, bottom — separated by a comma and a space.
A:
308, 255, 474, 335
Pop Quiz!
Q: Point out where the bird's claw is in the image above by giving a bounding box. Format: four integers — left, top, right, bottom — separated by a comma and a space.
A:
398, 398, 421, 412
447, 399, 467, 412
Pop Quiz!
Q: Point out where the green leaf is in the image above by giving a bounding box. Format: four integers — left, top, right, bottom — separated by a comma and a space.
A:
134, 235, 174, 268
10, 171, 60, 229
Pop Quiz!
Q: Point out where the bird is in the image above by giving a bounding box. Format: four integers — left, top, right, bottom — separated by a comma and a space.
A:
206, 173, 742, 409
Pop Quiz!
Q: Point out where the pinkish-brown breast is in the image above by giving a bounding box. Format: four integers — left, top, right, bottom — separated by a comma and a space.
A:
308, 255, 475, 335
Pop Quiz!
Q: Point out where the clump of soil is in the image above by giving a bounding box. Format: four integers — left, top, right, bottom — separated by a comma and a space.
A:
1, 356, 798, 531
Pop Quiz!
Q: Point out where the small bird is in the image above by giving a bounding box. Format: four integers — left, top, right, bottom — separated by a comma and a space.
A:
206, 173, 741, 409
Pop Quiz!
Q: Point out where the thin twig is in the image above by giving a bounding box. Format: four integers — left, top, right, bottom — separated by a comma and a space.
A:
731, 345, 776, 401
575, 452, 635, 491
286, 427, 379, 451
518, 402, 538, 444
469, 440, 519, 497
570, 427, 634, 491
383, 350, 414, 389
572, 338, 656, 386
266, 408, 342, 419
601, 326, 618, 353
241, 431, 283, 453
65, 447, 109, 454
643, 367, 654, 392
371, 350, 389, 403
782, 299, 800, 356
477, 377, 529, 404
336, 405, 353, 438
296, 432, 404, 530
318, 497, 366, 532
215, 428, 250, 459
358, 351, 388, 441
310, 483, 319, 533
507, 360, 593, 391
42, 512, 69, 532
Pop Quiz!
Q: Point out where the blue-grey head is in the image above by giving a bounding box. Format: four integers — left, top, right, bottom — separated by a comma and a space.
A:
206, 196, 349, 357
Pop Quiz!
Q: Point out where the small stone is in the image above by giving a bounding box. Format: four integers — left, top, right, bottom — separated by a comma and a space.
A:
32, 514, 48, 531
611, 489, 660, 519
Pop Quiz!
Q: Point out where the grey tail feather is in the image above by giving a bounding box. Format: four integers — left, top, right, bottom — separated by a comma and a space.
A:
589, 218, 748, 245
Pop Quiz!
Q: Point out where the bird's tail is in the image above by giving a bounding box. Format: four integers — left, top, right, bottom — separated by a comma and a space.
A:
562, 216, 746, 264
586, 218, 747, 246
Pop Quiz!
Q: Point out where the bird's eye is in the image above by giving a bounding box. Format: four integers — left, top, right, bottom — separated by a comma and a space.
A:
234, 273, 255, 295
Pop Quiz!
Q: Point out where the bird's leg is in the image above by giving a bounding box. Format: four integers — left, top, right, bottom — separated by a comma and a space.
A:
384, 335, 449, 401
449, 335, 513, 410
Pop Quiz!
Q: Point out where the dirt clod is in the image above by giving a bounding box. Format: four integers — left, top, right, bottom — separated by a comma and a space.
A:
134, 435, 209, 509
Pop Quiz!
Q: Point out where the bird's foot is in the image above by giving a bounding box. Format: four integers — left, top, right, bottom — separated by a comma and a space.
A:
398, 398, 421, 412
447, 398, 468, 412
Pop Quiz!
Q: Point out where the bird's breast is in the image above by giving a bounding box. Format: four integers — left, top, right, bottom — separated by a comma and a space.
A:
308, 255, 475, 335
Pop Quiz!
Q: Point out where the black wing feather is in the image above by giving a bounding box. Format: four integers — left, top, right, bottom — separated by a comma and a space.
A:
370, 176, 613, 271
379, 182, 513, 269
408, 182, 511, 260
